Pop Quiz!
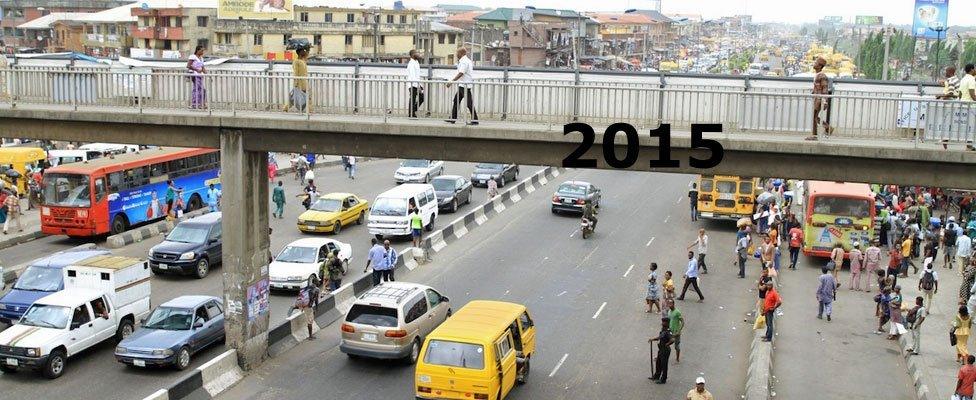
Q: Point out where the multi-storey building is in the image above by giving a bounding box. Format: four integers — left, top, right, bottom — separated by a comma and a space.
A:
473, 7, 594, 68
1, 0, 130, 52
128, 0, 218, 59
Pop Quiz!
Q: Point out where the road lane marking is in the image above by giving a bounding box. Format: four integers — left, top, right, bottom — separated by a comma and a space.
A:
504, 290, 510, 295
676, 195, 682, 204
592, 302, 607, 319
623, 264, 635, 277
645, 237, 655, 247
549, 353, 569, 377
577, 246, 599, 268
557, 291, 567, 297
663, 215, 670, 223
569, 230, 577, 238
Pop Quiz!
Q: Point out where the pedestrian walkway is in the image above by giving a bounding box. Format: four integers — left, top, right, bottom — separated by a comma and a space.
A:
900, 260, 973, 400
0, 208, 42, 250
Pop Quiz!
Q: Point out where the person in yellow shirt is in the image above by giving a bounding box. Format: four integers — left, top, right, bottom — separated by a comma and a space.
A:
954, 305, 972, 363
663, 270, 676, 303
284, 47, 309, 112
901, 234, 914, 277
687, 377, 714, 400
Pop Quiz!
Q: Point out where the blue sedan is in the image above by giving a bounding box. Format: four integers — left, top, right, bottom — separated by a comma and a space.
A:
115, 295, 225, 370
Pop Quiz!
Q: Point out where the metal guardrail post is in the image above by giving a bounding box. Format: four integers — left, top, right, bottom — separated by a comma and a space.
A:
425, 64, 433, 118
353, 62, 361, 114
657, 72, 667, 127
572, 68, 580, 122
501, 67, 509, 121
736, 76, 750, 133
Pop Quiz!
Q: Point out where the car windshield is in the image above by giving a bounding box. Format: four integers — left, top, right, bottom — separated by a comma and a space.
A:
166, 224, 209, 244
42, 173, 91, 207
19, 304, 70, 329
143, 307, 192, 330
13, 265, 63, 292
346, 304, 398, 327
431, 179, 455, 192
276, 245, 318, 263
423, 340, 486, 370
813, 197, 872, 219
371, 197, 407, 217
475, 163, 503, 171
557, 183, 587, 196
401, 160, 429, 168
311, 198, 342, 212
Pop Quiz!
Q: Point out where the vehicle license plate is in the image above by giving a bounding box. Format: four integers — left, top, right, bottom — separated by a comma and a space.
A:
5, 358, 18, 366
718, 193, 735, 200
158, 264, 168, 270
563, 199, 573, 204
133, 359, 146, 367
362, 333, 378, 342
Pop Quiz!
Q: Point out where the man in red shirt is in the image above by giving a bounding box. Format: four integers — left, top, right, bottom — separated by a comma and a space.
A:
788, 225, 804, 270
762, 282, 781, 342
956, 355, 976, 400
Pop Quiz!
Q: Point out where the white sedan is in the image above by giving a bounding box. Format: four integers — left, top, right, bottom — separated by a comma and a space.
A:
269, 238, 352, 290
394, 159, 444, 184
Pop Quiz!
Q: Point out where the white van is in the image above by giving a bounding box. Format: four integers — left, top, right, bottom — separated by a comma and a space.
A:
0, 255, 151, 379
368, 184, 438, 239
47, 149, 103, 166
78, 143, 140, 155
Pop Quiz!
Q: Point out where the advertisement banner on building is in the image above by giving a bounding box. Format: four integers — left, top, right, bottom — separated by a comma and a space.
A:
855, 16, 883, 26
218, 0, 294, 20
822, 16, 843, 24
912, 0, 949, 39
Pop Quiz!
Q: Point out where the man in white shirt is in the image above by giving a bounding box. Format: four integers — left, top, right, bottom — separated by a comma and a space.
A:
406, 49, 424, 118
347, 156, 356, 180
960, 64, 976, 150
447, 48, 479, 125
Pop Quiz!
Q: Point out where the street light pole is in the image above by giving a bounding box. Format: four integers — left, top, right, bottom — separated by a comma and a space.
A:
931, 26, 947, 80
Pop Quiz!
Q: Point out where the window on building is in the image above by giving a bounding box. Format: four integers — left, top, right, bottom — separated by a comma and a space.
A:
300, 12, 309, 22
386, 15, 394, 24
163, 40, 172, 50
283, 33, 292, 45
346, 13, 355, 23
380, 35, 385, 45
344, 34, 353, 45
144, 38, 150, 48
253, 34, 263, 45
324, 13, 332, 22
438, 33, 445, 44
108, 24, 117, 35
175, 17, 183, 27
219, 33, 232, 44
449, 34, 455, 44
313, 34, 321, 45
161, 17, 171, 27
197, 38, 208, 50
400, 15, 406, 24
197, 16, 208, 27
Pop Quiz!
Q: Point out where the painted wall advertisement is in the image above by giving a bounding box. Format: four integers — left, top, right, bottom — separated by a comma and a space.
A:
912, 0, 949, 39
218, 0, 294, 20
246, 278, 270, 322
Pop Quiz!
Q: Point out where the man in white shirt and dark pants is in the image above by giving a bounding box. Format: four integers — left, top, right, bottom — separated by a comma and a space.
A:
407, 49, 424, 118
447, 48, 479, 125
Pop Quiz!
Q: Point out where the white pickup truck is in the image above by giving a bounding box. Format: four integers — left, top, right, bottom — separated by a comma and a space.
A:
0, 255, 151, 379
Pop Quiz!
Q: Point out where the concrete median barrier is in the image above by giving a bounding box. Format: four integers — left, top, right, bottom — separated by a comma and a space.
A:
106, 209, 209, 249
745, 331, 773, 400
141, 349, 244, 400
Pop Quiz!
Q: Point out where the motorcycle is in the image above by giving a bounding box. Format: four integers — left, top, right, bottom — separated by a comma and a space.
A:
580, 217, 594, 239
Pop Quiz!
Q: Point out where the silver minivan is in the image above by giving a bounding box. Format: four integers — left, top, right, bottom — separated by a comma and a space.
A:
339, 282, 451, 364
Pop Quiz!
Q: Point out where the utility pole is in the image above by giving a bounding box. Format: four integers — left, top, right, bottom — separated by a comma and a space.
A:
882, 26, 890, 80
931, 26, 947, 80
373, 12, 379, 63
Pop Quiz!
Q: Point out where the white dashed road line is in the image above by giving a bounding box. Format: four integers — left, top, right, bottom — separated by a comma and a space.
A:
646, 237, 655, 247
549, 353, 569, 377
557, 291, 567, 297
676, 196, 682, 204
592, 302, 607, 319
623, 264, 635, 278
663, 215, 670, 223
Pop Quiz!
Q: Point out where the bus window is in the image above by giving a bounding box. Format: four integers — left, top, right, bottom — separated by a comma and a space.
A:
716, 181, 736, 193
108, 172, 122, 192
94, 178, 106, 203
739, 181, 754, 195
42, 173, 91, 207
700, 179, 713, 193
813, 197, 871, 218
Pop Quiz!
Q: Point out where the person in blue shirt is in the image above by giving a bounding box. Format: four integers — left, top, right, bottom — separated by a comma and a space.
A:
206, 184, 221, 212
380, 240, 398, 282
677, 251, 704, 302
364, 238, 386, 286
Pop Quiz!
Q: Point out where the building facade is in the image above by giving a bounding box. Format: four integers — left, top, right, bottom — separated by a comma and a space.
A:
1, 0, 130, 52
129, 3, 217, 59
474, 8, 592, 68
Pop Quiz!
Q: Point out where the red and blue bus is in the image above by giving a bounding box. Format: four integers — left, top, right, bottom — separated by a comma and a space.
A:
41, 147, 220, 237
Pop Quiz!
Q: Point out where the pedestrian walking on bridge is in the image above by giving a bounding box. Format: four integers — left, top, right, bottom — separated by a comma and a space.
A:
446, 48, 478, 125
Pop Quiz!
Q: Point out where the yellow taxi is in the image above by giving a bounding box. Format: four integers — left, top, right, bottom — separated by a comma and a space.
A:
297, 192, 369, 234
416, 300, 536, 400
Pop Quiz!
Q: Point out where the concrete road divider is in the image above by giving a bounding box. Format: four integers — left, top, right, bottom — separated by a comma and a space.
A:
745, 331, 773, 400
141, 349, 243, 400
898, 333, 935, 400
107, 209, 209, 249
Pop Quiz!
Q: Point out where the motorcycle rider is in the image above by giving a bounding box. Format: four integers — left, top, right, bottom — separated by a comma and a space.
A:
582, 199, 598, 231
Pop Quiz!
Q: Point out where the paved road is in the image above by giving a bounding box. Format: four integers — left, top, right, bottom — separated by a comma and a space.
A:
219, 168, 761, 400
0, 158, 540, 400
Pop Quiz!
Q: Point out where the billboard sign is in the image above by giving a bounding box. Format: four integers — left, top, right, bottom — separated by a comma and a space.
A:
855, 16, 883, 26
218, 0, 294, 20
912, 0, 949, 39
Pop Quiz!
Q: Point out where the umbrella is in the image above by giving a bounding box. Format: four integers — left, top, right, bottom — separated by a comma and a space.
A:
756, 192, 776, 204
3, 169, 21, 178
737, 217, 752, 228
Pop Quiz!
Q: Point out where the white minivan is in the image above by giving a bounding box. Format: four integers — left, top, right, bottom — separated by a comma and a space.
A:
47, 149, 103, 166
368, 184, 438, 239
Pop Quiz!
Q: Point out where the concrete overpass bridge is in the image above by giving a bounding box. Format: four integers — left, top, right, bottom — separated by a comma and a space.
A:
1, 58, 974, 370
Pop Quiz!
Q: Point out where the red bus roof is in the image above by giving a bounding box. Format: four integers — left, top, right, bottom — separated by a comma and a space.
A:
807, 181, 874, 200
45, 147, 217, 175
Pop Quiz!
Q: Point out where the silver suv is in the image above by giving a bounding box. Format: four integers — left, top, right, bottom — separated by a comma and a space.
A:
339, 282, 451, 364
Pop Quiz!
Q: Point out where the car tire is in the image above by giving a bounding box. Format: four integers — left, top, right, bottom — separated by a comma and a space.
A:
174, 346, 191, 371
333, 221, 342, 235
110, 214, 129, 235
447, 308, 452, 317
425, 215, 435, 232
115, 318, 135, 342
517, 357, 530, 385
450, 199, 458, 213
424, 174, 430, 183
405, 339, 421, 365
551, 207, 557, 214
346, 353, 361, 360
42, 349, 66, 379
187, 195, 203, 212
356, 211, 365, 225
195, 258, 210, 279
499, 176, 506, 187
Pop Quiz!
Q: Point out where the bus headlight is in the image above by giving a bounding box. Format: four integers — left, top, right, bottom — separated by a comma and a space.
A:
41, 207, 50, 216
76, 209, 88, 218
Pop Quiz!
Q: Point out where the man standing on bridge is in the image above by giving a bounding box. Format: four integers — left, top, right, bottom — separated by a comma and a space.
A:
806, 56, 832, 141
677, 251, 704, 302
446, 48, 479, 125
407, 49, 424, 119
961, 64, 976, 150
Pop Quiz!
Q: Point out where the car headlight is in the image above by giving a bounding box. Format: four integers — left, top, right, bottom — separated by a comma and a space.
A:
115, 346, 127, 354
419, 374, 431, 383
179, 251, 195, 260
26, 348, 40, 357
152, 349, 174, 356
396, 220, 408, 226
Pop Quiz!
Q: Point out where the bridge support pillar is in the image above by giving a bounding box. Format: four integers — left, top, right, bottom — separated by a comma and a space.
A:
219, 129, 271, 370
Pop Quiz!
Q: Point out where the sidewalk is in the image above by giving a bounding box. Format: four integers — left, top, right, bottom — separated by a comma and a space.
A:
899, 258, 973, 400
0, 207, 42, 249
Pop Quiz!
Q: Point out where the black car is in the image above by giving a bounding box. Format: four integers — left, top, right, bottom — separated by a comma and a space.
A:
432, 175, 473, 213
470, 163, 519, 187
551, 181, 601, 214
148, 212, 222, 279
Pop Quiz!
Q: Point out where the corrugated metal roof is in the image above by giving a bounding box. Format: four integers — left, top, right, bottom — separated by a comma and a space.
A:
475, 7, 583, 22
17, 12, 94, 29
588, 13, 654, 24
73, 3, 139, 23
430, 21, 463, 33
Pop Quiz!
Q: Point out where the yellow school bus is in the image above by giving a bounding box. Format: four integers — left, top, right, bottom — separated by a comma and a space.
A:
696, 175, 760, 221
0, 147, 46, 194
416, 300, 536, 400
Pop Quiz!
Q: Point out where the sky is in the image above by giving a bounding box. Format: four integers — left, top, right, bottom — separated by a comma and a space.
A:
424, 0, 976, 26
